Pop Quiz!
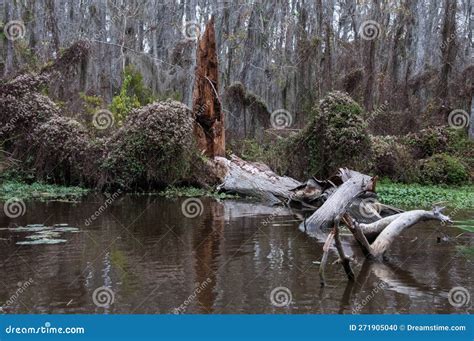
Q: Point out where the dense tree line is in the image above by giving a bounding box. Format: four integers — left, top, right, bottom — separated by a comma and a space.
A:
1, 0, 473, 135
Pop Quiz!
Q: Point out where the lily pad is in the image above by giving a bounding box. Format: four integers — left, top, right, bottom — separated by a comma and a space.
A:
25, 232, 62, 239
16, 239, 67, 245
0, 226, 52, 232
52, 227, 80, 233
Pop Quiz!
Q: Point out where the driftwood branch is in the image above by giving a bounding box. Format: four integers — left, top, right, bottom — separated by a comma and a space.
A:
333, 215, 355, 280
369, 207, 452, 257
345, 207, 452, 259
319, 230, 335, 287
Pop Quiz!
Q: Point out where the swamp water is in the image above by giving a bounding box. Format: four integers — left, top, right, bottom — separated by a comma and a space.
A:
0, 195, 472, 314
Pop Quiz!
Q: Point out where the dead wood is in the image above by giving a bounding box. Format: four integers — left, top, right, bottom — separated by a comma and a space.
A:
319, 230, 335, 287
333, 215, 355, 280
213, 155, 302, 202
192, 17, 225, 157
302, 169, 376, 233
347, 207, 452, 258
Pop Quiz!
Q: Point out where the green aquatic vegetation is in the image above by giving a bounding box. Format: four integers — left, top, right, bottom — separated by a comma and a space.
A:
454, 225, 474, 233
0, 181, 88, 201
159, 186, 239, 199
377, 180, 474, 209
0, 224, 80, 246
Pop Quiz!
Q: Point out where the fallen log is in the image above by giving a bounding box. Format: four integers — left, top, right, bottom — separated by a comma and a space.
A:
213, 155, 302, 203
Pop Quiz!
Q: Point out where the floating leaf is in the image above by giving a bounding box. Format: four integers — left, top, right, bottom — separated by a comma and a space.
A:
25, 232, 62, 239
16, 239, 67, 245
52, 227, 80, 233
0, 226, 52, 232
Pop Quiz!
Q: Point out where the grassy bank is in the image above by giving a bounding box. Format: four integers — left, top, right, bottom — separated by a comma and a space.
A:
0, 181, 89, 201
1, 179, 472, 210
377, 180, 474, 209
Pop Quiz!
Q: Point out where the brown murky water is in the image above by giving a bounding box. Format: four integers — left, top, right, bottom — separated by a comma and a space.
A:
0, 195, 472, 314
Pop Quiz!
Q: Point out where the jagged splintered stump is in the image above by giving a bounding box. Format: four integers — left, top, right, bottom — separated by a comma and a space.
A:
192, 17, 225, 157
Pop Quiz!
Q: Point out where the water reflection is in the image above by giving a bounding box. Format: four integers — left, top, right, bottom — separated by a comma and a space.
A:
0, 195, 471, 314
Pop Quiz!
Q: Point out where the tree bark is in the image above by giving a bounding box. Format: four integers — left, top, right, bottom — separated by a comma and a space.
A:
192, 17, 225, 157
347, 207, 452, 258
470, 95, 474, 140
212, 155, 302, 203
302, 169, 376, 232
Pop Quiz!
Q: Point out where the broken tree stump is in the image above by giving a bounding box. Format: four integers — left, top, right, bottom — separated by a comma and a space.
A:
192, 16, 225, 157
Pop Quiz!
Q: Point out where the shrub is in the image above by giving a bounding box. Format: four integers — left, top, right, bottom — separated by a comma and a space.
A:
370, 135, 419, 183
287, 91, 371, 178
404, 126, 452, 159
109, 65, 155, 125
420, 153, 469, 185
32, 116, 102, 185
109, 74, 141, 125
123, 65, 155, 105
101, 100, 196, 189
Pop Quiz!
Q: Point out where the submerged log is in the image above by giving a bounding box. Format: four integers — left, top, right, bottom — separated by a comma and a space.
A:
192, 17, 225, 157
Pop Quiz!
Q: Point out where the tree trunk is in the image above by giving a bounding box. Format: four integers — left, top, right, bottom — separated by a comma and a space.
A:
192, 17, 225, 157
470, 95, 474, 140
212, 155, 302, 202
